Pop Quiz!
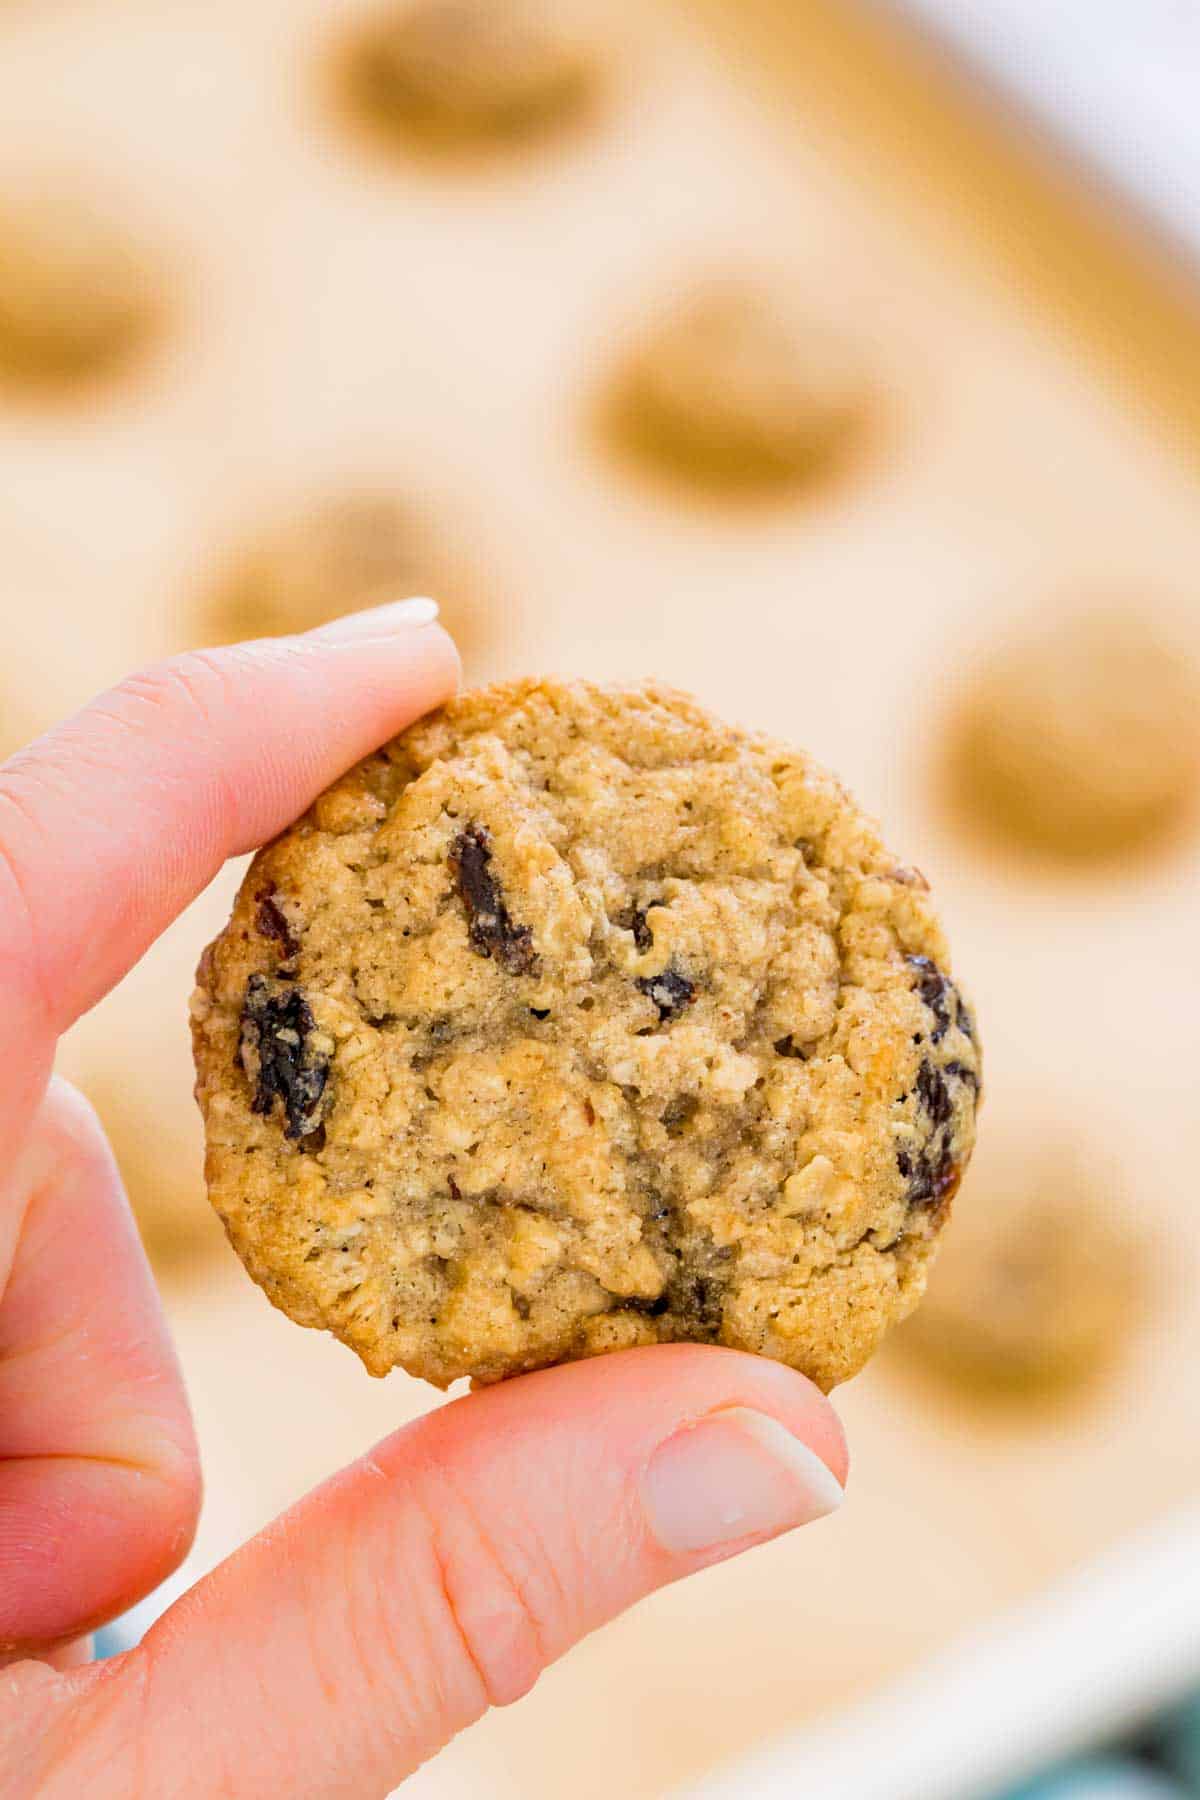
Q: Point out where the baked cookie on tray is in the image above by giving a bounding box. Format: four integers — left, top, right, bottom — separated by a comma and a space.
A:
192, 679, 980, 1389
901, 1120, 1142, 1397
341, 0, 604, 156
198, 489, 490, 663
0, 187, 163, 391
601, 280, 874, 498
951, 606, 1200, 860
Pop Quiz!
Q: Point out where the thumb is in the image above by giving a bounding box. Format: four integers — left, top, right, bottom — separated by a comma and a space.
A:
19, 1346, 846, 1800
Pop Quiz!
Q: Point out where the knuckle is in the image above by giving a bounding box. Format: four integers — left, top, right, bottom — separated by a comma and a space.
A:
359, 1459, 551, 1720
425, 1477, 551, 1710
111, 648, 247, 836
0, 1652, 152, 1800
116, 648, 240, 737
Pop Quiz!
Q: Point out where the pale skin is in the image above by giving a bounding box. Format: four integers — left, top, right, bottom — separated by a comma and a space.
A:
0, 600, 849, 1799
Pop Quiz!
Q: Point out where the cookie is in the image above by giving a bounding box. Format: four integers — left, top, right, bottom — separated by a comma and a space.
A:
200, 491, 487, 657
952, 607, 1200, 859
601, 280, 873, 496
0, 189, 162, 390
900, 1121, 1141, 1396
342, 0, 603, 154
192, 678, 980, 1389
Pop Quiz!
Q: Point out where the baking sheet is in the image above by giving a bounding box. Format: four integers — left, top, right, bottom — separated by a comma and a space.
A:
880, 0, 1200, 271
684, 1503, 1200, 1800
1, 0, 1198, 1793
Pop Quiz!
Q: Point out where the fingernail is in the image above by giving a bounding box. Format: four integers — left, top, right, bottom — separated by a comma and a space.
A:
309, 596, 440, 642
642, 1407, 844, 1556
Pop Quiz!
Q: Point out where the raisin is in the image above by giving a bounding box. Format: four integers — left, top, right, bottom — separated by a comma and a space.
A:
915, 1058, 952, 1127
897, 1122, 962, 1220
903, 1144, 962, 1217
661, 1095, 696, 1135
411, 1015, 454, 1072
901, 1144, 942, 1206
628, 1263, 724, 1335
898, 1055, 976, 1219
670, 1269, 725, 1339
888, 1134, 962, 1246
617, 904, 656, 953
627, 1290, 671, 1318
239, 974, 330, 1140
450, 824, 539, 977
255, 888, 298, 958
636, 966, 695, 1022
907, 954, 953, 1042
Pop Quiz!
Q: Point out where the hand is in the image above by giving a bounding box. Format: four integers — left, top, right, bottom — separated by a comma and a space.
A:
0, 601, 848, 1800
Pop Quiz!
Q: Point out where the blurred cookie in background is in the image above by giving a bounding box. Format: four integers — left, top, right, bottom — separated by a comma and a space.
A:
0, 183, 166, 395
597, 279, 877, 500
339, 0, 606, 158
948, 606, 1200, 862
83, 1075, 223, 1277
900, 1117, 1144, 1401
198, 489, 493, 662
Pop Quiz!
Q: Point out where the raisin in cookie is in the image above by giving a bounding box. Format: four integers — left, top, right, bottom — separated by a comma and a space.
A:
192, 679, 980, 1389
952, 607, 1200, 859
601, 280, 873, 497
342, 0, 603, 154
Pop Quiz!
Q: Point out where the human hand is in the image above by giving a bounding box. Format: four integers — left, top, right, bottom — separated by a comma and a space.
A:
0, 601, 848, 1799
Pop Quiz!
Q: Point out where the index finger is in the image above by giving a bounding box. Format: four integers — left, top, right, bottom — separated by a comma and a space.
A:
0, 598, 458, 1058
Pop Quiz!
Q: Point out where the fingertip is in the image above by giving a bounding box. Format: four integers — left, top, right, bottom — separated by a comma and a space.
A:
409, 1341, 848, 1507
299, 595, 462, 696
642, 1406, 844, 1558
44, 1634, 95, 1671
419, 614, 463, 699
305, 595, 443, 640
299, 605, 462, 716
0, 595, 466, 1035
0, 1458, 198, 1651
558, 1347, 849, 1563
